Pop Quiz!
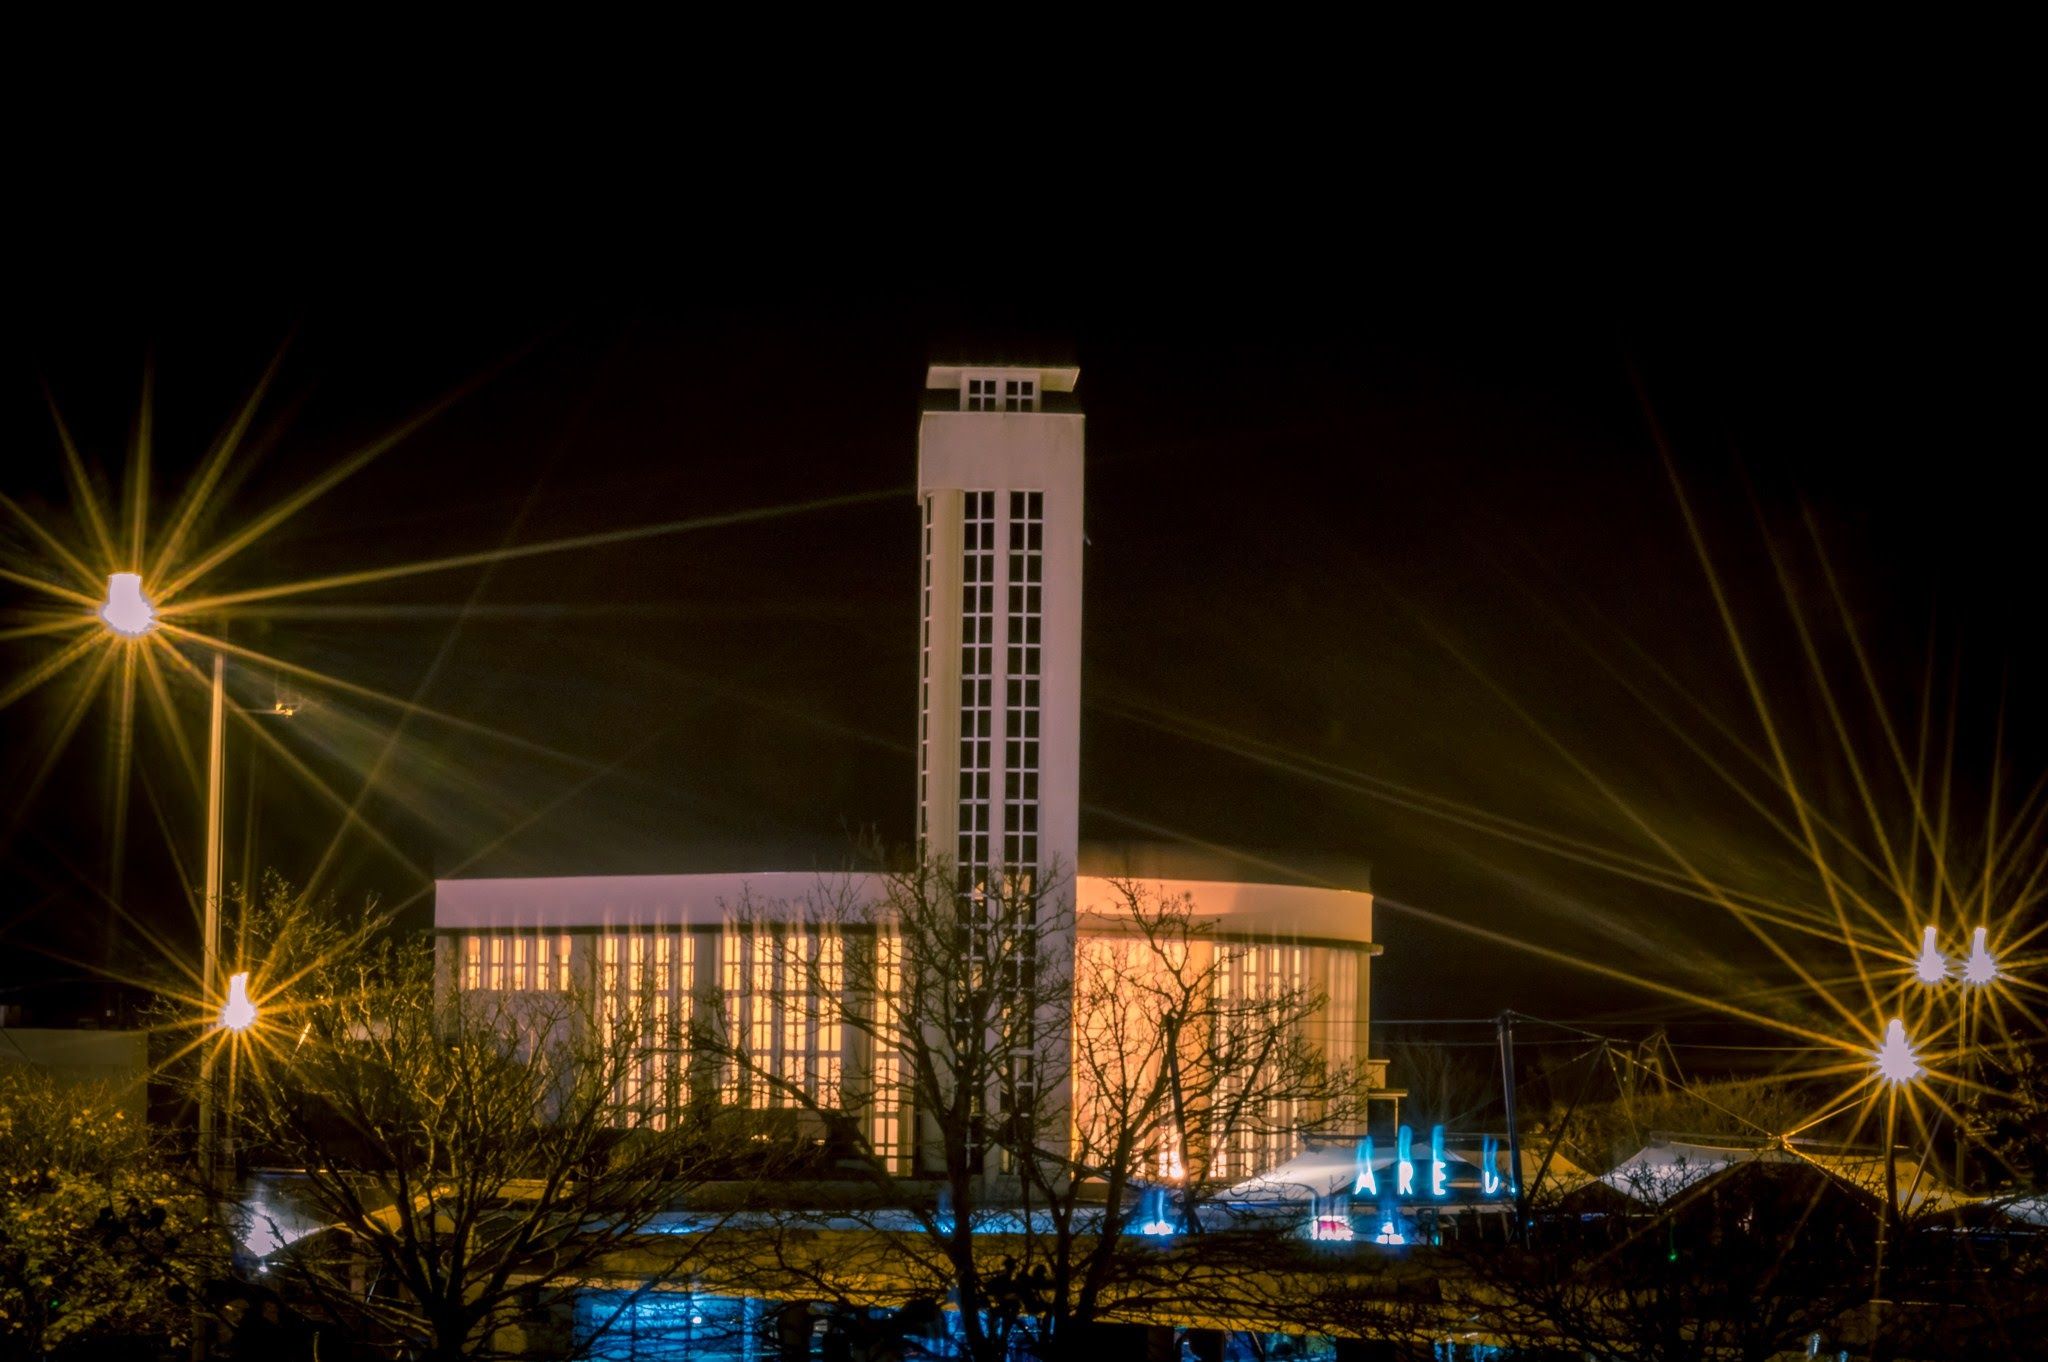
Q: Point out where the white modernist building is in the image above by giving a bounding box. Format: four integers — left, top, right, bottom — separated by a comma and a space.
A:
435, 363, 1381, 1180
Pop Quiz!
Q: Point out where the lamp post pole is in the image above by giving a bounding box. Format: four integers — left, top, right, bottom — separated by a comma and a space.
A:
1868, 1016, 1920, 1359
1496, 1011, 1524, 1245
1868, 1083, 1898, 1360
101, 578, 265, 1362
199, 650, 226, 1193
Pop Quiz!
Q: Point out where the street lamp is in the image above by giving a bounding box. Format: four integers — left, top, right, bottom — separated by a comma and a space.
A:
1912, 926, 1949, 986
99, 571, 229, 1188
1874, 1018, 1921, 1086
100, 571, 156, 637
1961, 927, 1998, 988
220, 971, 257, 1032
1868, 1015, 1921, 1348
1912, 923, 1999, 1188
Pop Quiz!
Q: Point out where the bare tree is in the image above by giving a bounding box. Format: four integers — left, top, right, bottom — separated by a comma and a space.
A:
713, 858, 1356, 1362
231, 889, 759, 1362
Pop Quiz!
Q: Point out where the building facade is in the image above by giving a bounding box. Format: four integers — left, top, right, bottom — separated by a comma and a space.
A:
434, 363, 1380, 1180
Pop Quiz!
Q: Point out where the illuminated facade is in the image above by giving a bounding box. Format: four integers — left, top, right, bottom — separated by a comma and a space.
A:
435, 363, 1380, 1180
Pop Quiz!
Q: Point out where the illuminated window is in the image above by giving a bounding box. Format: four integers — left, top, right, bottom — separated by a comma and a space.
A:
1002, 490, 1043, 878
462, 933, 574, 993
599, 930, 694, 1128
719, 926, 845, 1113
750, 930, 776, 1107
918, 497, 933, 846
957, 491, 995, 892
721, 924, 745, 1104
870, 932, 905, 1173
1213, 943, 1310, 1179
531, 933, 574, 992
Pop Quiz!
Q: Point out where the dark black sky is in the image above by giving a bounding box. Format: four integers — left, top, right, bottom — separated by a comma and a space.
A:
3, 216, 2040, 1046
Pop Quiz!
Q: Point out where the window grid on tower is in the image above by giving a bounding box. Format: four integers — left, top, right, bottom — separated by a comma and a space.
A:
1004, 378, 1036, 412
966, 377, 999, 412
918, 496, 933, 845
956, 491, 995, 902
1002, 490, 1043, 880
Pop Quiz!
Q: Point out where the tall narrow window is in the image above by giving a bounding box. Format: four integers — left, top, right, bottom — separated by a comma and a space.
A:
1002, 490, 1043, 882
720, 924, 745, 1104
918, 496, 934, 846
870, 931, 905, 1173
957, 490, 996, 906
750, 929, 777, 1108
463, 936, 481, 991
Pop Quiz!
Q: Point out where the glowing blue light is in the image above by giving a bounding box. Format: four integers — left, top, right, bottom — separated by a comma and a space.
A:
1375, 1218, 1406, 1246
1482, 1134, 1501, 1196
1138, 1187, 1176, 1236
1430, 1124, 1447, 1198
1397, 1124, 1415, 1196
1355, 1135, 1378, 1196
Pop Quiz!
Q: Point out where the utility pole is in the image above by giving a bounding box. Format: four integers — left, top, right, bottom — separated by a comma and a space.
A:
1497, 1011, 1525, 1244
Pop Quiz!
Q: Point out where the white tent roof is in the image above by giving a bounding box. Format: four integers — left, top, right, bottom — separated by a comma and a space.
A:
1600, 1137, 1975, 1214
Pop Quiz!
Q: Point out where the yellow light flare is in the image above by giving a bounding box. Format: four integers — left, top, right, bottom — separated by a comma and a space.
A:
155, 620, 602, 772
160, 487, 902, 617
1, 492, 106, 596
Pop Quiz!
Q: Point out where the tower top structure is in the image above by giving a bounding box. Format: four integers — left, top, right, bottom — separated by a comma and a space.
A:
915, 362, 1083, 901
925, 363, 1081, 399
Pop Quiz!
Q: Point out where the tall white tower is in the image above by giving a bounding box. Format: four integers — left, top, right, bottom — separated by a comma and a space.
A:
916, 363, 1083, 904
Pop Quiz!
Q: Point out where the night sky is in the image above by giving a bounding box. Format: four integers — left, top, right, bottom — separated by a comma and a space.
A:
4, 242, 2039, 1048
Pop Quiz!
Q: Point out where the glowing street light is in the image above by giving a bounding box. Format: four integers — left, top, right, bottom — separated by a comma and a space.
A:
219, 971, 257, 1032
99, 572, 231, 1191
99, 571, 157, 636
1913, 925, 1949, 985
1874, 1017, 1921, 1086
1961, 926, 1998, 987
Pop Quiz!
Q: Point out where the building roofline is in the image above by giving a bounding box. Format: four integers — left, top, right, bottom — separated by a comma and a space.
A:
926, 363, 1080, 392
